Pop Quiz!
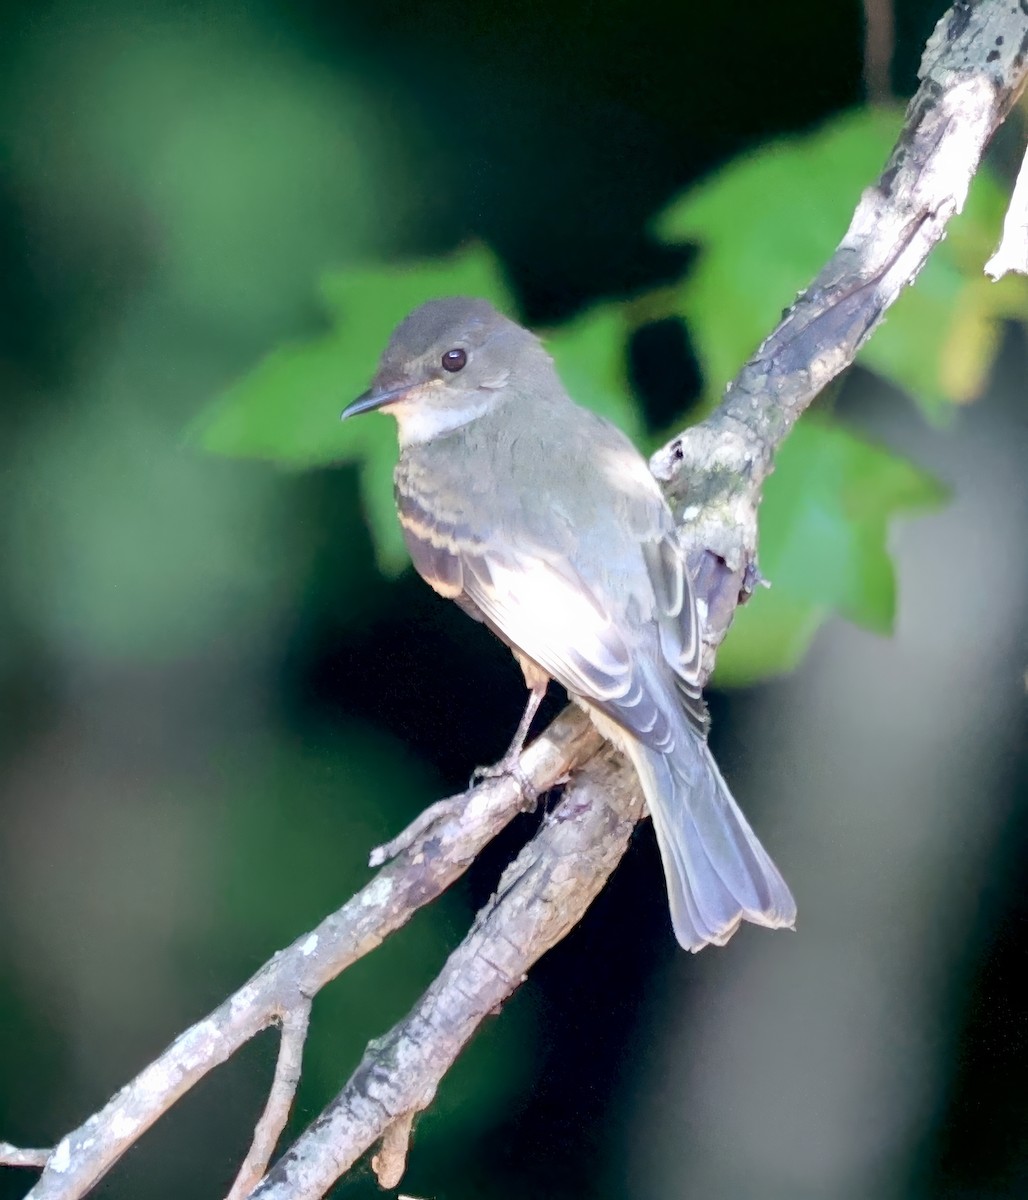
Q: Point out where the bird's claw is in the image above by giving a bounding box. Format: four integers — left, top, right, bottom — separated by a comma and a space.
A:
469, 755, 539, 807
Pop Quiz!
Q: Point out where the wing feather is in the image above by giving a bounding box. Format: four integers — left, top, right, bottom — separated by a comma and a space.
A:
396, 448, 705, 746
643, 533, 708, 734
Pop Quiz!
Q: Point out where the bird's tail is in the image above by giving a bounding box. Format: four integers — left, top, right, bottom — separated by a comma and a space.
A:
627, 728, 796, 952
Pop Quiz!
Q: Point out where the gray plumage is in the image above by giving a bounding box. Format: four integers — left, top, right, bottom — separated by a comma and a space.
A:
343, 296, 796, 950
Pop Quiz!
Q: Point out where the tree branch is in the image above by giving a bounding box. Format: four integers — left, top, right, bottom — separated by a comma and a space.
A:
651, 0, 1028, 666
1, 1145, 51, 1170
861, 0, 895, 103
5, 2, 1027, 1198
226, 1000, 313, 1200
985, 140, 1028, 278
17, 711, 600, 1200
251, 753, 642, 1200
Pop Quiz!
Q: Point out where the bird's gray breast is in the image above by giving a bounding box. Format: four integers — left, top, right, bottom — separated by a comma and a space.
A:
393, 406, 646, 600
393, 441, 480, 603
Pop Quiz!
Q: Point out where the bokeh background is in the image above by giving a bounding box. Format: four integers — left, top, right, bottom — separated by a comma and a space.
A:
1, 1, 1026, 1198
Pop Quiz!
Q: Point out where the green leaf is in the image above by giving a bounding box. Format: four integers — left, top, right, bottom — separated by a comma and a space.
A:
713, 586, 827, 686
316, 248, 515, 345
657, 107, 1026, 422
193, 244, 514, 466
714, 418, 946, 685
358, 420, 411, 574
191, 244, 516, 572
191, 330, 365, 465
193, 249, 657, 573
546, 304, 643, 440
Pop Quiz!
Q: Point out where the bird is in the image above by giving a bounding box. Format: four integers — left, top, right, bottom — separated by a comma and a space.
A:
341, 296, 796, 951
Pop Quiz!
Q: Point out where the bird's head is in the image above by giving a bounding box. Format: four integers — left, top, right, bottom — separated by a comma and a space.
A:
342, 297, 548, 444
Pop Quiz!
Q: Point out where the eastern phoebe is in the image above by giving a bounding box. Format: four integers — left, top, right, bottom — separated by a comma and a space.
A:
342, 297, 796, 951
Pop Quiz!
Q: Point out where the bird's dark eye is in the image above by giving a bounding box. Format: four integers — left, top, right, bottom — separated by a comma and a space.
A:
441, 348, 467, 372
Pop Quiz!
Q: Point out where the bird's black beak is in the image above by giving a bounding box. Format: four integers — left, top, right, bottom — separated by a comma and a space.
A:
341, 384, 412, 421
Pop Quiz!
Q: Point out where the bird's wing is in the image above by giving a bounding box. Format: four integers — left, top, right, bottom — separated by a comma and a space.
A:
462, 546, 683, 753
581, 407, 708, 733
641, 531, 709, 733
397, 476, 696, 751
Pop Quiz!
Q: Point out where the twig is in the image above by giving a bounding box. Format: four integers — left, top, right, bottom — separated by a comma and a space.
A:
226, 1000, 313, 1200
0, 1144, 51, 1169
371, 1111, 416, 1190
250, 753, 642, 1200
18, 710, 600, 1200
985, 141, 1028, 278
862, 0, 895, 103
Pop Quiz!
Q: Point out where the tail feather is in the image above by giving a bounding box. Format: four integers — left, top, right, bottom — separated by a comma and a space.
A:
630, 730, 796, 952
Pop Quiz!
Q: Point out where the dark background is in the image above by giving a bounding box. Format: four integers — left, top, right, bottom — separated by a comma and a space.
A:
1, 0, 1026, 1197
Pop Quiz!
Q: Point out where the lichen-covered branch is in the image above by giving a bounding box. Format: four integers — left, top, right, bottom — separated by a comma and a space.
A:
17, 711, 600, 1200
1, 1144, 50, 1170
250, 753, 642, 1200
651, 0, 1028, 669
226, 1000, 313, 1200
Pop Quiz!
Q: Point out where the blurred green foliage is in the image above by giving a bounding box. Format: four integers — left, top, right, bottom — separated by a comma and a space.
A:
211, 725, 536, 1147
1, 5, 532, 1194
715, 418, 946, 682
194, 108, 1014, 683
193, 248, 515, 571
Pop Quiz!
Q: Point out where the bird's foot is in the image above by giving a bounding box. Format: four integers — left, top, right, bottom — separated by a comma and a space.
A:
469, 753, 539, 808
